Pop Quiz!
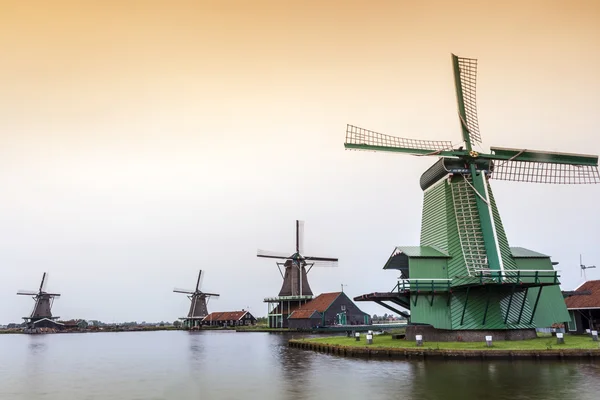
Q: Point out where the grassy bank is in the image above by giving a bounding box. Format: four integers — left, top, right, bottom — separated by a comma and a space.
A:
235, 325, 289, 332
301, 333, 600, 351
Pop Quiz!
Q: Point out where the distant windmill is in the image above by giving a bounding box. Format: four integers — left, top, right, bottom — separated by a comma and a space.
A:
174, 270, 220, 329
580, 255, 596, 280
17, 272, 61, 329
257, 220, 338, 328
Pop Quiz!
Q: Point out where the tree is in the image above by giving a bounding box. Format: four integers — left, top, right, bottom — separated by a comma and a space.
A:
173, 320, 181, 328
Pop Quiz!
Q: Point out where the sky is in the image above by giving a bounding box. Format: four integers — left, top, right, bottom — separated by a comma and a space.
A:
0, 0, 599, 323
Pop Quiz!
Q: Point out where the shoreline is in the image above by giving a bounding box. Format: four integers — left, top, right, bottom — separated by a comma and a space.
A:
289, 338, 600, 361
0, 326, 181, 335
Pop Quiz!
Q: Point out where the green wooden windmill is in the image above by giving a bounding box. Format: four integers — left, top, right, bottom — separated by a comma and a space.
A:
348, 54, 599, 337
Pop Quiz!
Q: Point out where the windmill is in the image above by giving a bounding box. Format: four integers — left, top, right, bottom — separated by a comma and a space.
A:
17, 272, 61, 330
348, 54, 599, 337
174, 270, 220, 329
257, 220, 338, 328
579, 255, 596, 280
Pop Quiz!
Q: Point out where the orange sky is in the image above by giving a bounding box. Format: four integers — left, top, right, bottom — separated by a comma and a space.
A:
0, 0, 599, 322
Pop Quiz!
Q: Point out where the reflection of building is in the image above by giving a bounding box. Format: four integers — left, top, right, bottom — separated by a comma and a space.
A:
287, 292, 370, 329
202, 310, 257, 327
565, 280, 600, 334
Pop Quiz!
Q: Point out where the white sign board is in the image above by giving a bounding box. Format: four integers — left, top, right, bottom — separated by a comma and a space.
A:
485, 336, 492, 341
415, 335, 423, 341
557, 333, 564, 338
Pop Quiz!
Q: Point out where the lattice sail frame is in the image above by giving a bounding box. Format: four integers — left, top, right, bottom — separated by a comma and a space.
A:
456, 56, 482, 144
492, 161, 600, 184
346, 125, 453, 152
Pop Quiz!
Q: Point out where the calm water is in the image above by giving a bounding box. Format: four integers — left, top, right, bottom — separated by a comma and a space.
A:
1, 330, 599, 400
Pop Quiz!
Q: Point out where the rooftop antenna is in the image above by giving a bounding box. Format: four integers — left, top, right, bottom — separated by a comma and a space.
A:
580, 254, 596, 281
341, 284, 348, 293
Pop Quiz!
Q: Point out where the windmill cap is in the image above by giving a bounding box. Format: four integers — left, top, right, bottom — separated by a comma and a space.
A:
420, 158, 494, 191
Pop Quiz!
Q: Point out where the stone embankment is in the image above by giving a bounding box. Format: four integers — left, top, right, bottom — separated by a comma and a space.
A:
288, 339, 600, 360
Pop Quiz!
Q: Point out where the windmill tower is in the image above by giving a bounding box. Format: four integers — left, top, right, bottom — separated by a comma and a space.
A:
174, 270, 220, 329
17, 272, 61, 331
257, 220, 338, 328
346, 54, 599, 338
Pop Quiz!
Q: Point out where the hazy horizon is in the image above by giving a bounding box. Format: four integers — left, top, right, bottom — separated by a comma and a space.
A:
1, 0, 599, 323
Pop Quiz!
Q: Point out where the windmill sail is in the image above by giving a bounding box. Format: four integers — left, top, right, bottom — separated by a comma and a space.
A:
16, 291, 38, 296
489, 147, 600, 184
296, 220, 304, 254
452, 54, 481, 146
345, 125, 454, 155
257, 249, 292, 259
40, 272, 48, 292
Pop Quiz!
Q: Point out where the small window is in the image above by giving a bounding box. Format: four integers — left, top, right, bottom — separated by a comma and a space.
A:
341, 305, 346, 311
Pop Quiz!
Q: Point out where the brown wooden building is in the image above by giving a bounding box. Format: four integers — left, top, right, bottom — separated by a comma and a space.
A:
202, 310, 257, 327
287, 292, 370, 330
565, 280, 600, 334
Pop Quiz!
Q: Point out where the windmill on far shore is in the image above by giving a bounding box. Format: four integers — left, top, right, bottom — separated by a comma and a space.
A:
174, 270, 220, 329
257, 220, 338, 328
17, 272, 61, 330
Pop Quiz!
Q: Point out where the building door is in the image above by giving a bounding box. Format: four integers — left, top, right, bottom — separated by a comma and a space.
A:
338, 313, 346, 325
568, 310, 577, 332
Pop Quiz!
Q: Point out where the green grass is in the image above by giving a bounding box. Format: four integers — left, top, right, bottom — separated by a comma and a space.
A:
235, 325, 289, 332
301, 333, 600, 351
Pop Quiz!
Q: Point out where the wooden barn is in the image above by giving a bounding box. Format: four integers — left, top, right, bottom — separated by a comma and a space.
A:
202, 310, 257, 327
565, 280, 600, 334
287, 292, 370, 329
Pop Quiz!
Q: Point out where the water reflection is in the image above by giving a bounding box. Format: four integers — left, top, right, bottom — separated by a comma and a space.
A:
403, 360, 589, 400
27, 336, 47, 354
274, 334, 314, 400
187, 331, 205, 367
23, 336, 48, 399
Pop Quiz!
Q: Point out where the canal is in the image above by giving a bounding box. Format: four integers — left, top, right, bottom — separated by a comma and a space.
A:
0, 330, 598, 399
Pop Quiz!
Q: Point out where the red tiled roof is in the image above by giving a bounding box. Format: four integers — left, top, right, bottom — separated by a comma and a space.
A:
202, 311, 250, 322
297, 292, 342, 313
565, 280, 600, 309
288, 310, 321, 319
